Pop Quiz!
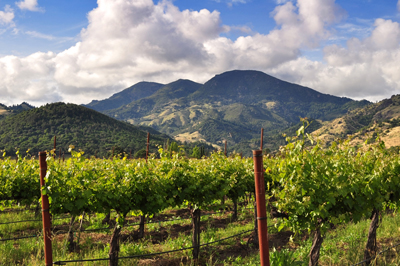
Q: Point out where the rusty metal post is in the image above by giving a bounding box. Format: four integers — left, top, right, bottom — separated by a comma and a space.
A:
260, 128, 264, 151
253, 150, 270, 266
39, 152, 53, 266
146, 132, 150, 163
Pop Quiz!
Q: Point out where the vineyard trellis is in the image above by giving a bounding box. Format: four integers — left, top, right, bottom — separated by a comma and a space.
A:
2, 124, 400, 265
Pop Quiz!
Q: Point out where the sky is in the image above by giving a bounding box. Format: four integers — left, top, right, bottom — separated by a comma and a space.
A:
0, 0, 400, 106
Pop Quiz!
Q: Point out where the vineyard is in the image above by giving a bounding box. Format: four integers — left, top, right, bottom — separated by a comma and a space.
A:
2, 125, 400, 265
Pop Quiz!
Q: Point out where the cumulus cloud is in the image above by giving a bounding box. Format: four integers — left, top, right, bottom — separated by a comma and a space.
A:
267, 18, 400, 101
52, 0, 344, 101
0, 52, 62, 104
202, 0, 345, 72
0, 0, 347, 105
16, 0, 43, 12
2, 0, 398, 106
0, 5, 14, 26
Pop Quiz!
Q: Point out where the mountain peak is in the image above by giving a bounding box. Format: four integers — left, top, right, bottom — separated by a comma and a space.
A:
189, 69, 350, 106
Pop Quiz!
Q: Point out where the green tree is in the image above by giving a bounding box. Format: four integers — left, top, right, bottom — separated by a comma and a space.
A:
191, 146, 201, 159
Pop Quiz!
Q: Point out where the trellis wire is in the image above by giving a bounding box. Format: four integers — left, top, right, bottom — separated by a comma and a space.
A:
53, 228, 255, 265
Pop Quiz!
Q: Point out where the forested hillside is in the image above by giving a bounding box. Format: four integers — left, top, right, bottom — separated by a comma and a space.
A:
0, 102, 170, 157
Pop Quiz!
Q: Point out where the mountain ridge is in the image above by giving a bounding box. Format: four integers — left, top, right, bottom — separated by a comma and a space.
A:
86, 70, 370, 153
0, 102, 35, 120
84, 81, 164, 112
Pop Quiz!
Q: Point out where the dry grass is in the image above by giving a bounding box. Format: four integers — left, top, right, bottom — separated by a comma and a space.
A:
174, 131, 220, 149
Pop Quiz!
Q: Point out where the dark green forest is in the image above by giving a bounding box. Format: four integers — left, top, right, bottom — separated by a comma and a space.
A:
0, 102, 170, 158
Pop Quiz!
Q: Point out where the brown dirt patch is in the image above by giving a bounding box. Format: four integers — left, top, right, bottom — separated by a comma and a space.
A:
268, 230, 294, 250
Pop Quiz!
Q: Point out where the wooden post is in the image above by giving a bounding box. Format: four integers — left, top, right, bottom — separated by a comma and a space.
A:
260, 128, 264, 151
146, 132, 150, 163
224, 140, 227, 157
191, 208, 201, 259
39, 152, 53, 266
141, 132, 150, 240
53, 136, 56, 159
253, 150, 270, 266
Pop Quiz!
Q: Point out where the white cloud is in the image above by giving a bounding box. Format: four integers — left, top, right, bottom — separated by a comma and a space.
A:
25, 30, 74, 43
26, 31, 56, 40
230, 25, 252, 34
213, 0, 249, 5
267, 18, 400, 101
275, 0, 291, 4
0, 5, 14, 26
51, 0, 344, 100
4, 0, 399, 106
0, 0, 346, 105
0, 52, 61, 105
16, 0, 44, 12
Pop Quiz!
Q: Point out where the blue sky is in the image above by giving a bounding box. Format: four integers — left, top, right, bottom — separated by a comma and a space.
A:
0, 0, 400, 106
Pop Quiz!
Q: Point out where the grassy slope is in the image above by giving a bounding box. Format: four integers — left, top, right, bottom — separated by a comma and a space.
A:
312, 94, 400, 149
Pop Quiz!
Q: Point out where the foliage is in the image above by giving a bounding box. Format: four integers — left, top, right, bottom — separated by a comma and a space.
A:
191, 146, 201, 159
0, 150, 40, 207
270, 248, 303, 266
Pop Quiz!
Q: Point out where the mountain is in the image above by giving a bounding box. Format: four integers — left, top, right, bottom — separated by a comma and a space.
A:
85, 70, 370, 154
0, 102, 170, 157
0, 102, 35, 120
312, 94, 400, 149
104, 79, 202, 120
84, 81, 164, 112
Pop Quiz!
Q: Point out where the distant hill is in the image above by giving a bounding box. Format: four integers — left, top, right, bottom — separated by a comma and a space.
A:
312, 95, 400, 149
0, 102, 170, 157
84, 82, 164, 112
88, 70, 369, 154
104, 79, 202, 121
0, 102, 34, 120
